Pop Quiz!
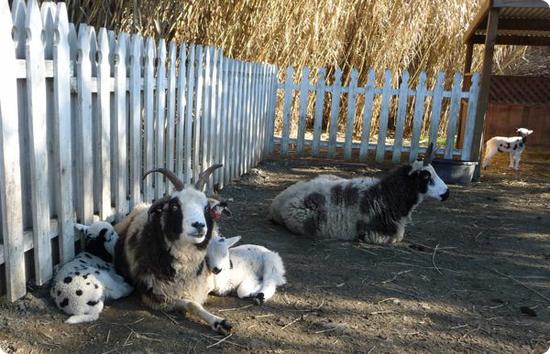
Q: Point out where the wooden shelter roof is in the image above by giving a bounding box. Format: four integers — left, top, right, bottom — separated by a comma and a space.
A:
488, 75, 550, 105
464, 0, 550, 46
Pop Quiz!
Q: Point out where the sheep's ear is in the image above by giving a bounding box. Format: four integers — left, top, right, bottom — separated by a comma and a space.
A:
226, 236, 241, 248
74, 223, 88, 232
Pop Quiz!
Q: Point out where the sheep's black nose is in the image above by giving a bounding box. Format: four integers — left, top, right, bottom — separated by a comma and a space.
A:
192, 222, 205, 233
212, 267, 221, 274
440, 189, 450, 201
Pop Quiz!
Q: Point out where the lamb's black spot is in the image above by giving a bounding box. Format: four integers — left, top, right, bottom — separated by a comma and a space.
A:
506, 143, 511, 149
497, 147, 504, 152
230, 260, 234, 269
59, 298, 69, 308
513, 144, 518, 150
519, 142, 524, 148
76, 290, 83, 296
95, 270, 100, 275
94, 284, 99, 289
86, 282, 91, 285
84, 254, 92, 259
83, 274, 89, 279
79, 259, 87, 264
75, 272, 80, 276
57, 290, 61, 296
63, 276, 72, 284
87, 300, 99, 306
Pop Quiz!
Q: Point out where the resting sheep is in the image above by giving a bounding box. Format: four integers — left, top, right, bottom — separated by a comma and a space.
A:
114, 165, 233, 334
206, 234, 286, 305
482, 127, 533, 170
50, 222, 133, 324
269, 143, 449, 244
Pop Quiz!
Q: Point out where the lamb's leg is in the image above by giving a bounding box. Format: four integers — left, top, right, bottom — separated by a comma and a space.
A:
509, 152, 515, 169
482, 144, 497, 169
255, 281, 277, 305
174, 299, 232, 334
236, 278, 261, 299
513, 152, 521, 170
65, 301, 104, 324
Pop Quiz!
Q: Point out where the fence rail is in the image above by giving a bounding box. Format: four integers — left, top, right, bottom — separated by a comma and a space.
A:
0, 0, 277, 301
269, 66, 480, 162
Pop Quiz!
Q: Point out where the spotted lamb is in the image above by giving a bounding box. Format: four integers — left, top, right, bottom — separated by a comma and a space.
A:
206, 234, 286, 305
50, 222, 133, 324
482, 127, 533, 170
269, 143, 450, 244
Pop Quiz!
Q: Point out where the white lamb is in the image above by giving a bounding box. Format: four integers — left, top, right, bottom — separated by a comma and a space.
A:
482, 127, 533, 170
206, 234, 286, 305
50, 222, 133, 324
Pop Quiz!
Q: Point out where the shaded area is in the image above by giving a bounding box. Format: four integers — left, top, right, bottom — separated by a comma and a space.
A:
0, 153, 549, 353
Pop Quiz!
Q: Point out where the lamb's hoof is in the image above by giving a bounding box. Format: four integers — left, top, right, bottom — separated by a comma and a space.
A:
213, 319, 233, 334
253, 293, 265, 305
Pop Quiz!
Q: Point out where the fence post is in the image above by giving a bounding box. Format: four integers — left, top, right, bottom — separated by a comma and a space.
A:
444, 72, 463, 159
0, 0, 26, 301
26, 0, 52, 285
461, 72, 481, 161
391, 71, 410, 163
359, 69, 375, 162
53, 2, 75, 264
328, 68, 343, 159
142, 37, 155, 202
344, 69, 359, 160
409, 72, 427, 162
376, 69, 392, 162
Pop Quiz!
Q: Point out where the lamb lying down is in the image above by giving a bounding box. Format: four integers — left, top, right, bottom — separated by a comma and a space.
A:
206, 234, 286, 305
50, 222, 133, 324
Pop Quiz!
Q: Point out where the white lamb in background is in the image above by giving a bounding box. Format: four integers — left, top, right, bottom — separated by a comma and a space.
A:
50, 222, 133, 324
206, 234, 286, 305
482, 127, 533, 170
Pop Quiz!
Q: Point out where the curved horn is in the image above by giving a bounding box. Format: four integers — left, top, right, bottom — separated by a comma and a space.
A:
143, 168, 184, 191
423, 143, 436, 166
195, 164, 223, 191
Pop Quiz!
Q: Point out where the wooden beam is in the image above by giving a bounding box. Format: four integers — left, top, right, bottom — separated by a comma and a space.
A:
496, 18, 550, 31
472, 8, 500, 180
472, 34, 550, 46
493, 0, 550, 8
464, 0, 492, 43
457, 41, 475, 148
464, 41, 474, 74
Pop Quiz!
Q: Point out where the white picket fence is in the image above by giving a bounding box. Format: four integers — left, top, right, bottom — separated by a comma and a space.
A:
269, 67, 480, 163
0, 0, 277, 301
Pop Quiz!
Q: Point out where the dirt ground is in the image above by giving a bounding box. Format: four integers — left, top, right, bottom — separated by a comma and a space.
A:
1, 152, 549, 353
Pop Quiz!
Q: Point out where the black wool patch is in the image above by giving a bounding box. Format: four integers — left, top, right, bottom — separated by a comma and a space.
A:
76, 290, 83, 296
57, 290, 61, 296
79, 259, 87, 264
84, 254, 92, 259
63, 276, 72, 284
59, 298, 69, 308
94, 284, 99, 289
95, 270, 100, 275
87, 300, 99, 306
75, 272, 80, 276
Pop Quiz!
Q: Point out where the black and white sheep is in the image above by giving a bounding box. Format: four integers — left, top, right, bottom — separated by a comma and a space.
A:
50, 222, 133, 324
114, 165, 233, 334
482, 127, 533, 170
269, 143, 449, 244
206, 234, 286, 305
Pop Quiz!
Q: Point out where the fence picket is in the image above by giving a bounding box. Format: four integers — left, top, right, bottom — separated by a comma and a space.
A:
344, 69, 359, 160
0, 0, 26, 301
296, 67, 310, 156
175, 42, 187, 181
129, 34, 142, 208
219, 55, 229, 188
166, 41, 177, 191
428, 72, 445, 148
155, 39, 167, 198
97, 28, 111, 220
184, 44, 195, 184
231, 60, 240, 180
359, 69, 376, 161
201, 47, 212, 185
52, 2, 75, 264
461, 73, 481, 161
142, 37, 155, 202
391, 71, 410, 163
328, 68, 343, 158
210, 49, 221, 189
409, 72, 427, 162
312, 68, 326, 157
12, 0, 26, 58
113, 33, 128, 219
280, 66, 294, 157
445, 72, 463, 159
192, 46, 204, 183
376, 70, 392, 162
25, 0, 52, 285
265, 65, 278, 156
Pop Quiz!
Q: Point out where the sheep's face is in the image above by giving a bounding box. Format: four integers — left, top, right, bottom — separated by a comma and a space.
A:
75, 222, 118, 262
410, 161, 449, 201
206, 235, 241, 274
516, 128, 533, 137
207, 198, 232, 221
162, 188, 210, 244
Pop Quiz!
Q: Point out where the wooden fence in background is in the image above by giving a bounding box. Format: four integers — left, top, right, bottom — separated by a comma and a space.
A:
0, 0, 277, 301
269, 67, 480, 162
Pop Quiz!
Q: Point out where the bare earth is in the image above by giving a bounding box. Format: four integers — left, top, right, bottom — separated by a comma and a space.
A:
1, 153, 549, 353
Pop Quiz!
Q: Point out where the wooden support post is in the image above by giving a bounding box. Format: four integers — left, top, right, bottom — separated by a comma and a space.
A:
471, 8, 499, 180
